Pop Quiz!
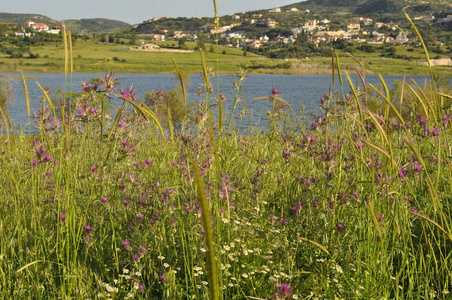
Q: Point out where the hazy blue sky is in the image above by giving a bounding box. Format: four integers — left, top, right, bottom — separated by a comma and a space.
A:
1, 0, 303, 24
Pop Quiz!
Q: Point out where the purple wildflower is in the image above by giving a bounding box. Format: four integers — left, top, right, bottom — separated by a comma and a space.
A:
283, 151, 291, 159
84, 226, 93, 234
271, 87, 280, 96
275, 283, 292, 299
120, 87, 137, 101
432, 128, 439, 136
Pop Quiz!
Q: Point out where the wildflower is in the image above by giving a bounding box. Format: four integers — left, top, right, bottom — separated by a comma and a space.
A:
123, 268, 129, 274
158, 255, 165, 260
432, 128, 439, 136
90, 165, 97, 172
159, 274, 167, 281
122, 240, 130, 247
120, 87, 137, 101
60, 214, 66, 221
272, 87, 280, 96
84, 226, 93, 234
275, 283, 292, 299
283, 151, 291, 159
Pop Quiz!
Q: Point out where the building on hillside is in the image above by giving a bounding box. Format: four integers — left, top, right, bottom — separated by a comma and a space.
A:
265, 18, 276, 28
150, 34, 165, 41
374, 22, 385, 30
347, 22, 360, 31
437, 15, 452, 23
25, 20, 49, 32
252, 14, 262, 18
302, 20, 318, 32
48, 26, 60, 34
232, 14, 240, 20
290, 8, 299, 12
269, 8, 281, 13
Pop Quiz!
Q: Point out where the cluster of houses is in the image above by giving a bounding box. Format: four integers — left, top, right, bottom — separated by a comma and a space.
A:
139, 7, 434, 49
14, 20, 61, 37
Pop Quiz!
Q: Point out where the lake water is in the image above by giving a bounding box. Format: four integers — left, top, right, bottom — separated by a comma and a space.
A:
1, 73, 431, 132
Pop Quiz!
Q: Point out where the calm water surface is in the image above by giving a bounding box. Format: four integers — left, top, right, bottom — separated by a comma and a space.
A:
1, 73, 431, 132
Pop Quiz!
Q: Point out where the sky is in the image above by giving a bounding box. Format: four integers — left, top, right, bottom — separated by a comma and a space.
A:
1, 0, 303, 24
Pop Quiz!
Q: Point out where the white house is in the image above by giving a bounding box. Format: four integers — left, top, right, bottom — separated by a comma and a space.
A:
269, 7, 281, 13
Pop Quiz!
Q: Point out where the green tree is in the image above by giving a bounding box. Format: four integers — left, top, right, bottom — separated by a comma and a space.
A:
129, 33, 137, 45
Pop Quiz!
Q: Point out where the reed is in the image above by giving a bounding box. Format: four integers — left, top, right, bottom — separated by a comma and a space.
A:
1, 9, 452, 300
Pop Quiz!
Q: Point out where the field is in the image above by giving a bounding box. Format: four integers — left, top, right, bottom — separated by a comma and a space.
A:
1, 16, 452, 298
0, 38, 450, 75
1, 48, 452, 298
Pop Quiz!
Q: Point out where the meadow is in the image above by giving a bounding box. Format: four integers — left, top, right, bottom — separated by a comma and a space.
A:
0, 37, 450, 75
1, 19, 452, 300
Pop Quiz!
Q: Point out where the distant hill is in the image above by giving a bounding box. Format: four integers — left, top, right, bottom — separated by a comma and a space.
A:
62, 18, 131, 35
0, 12, 60, 27
0, 12, 131, 34
282, 0, 452, 20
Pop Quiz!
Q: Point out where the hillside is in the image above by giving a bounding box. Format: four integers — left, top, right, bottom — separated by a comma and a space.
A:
0, 12, 60, 27
63, 18, 131, 34
283, 0, 452, 20
0, 13, 130, 34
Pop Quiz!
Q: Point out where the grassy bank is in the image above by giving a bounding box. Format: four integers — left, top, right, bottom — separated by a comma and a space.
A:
0, 39, 449, 75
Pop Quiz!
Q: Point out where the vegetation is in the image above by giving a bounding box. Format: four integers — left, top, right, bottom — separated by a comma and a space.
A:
1, 11, 452, 299
1, 45, 452, 299
0, 33, 450, 75
63, 18, 131, 35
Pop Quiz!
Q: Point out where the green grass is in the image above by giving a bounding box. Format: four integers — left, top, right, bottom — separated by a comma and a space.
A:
0, 39, 449, 75
1, 52, 452, 298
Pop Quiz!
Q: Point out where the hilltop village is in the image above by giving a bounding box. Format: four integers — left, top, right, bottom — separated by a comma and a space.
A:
133, 7, 451, 49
